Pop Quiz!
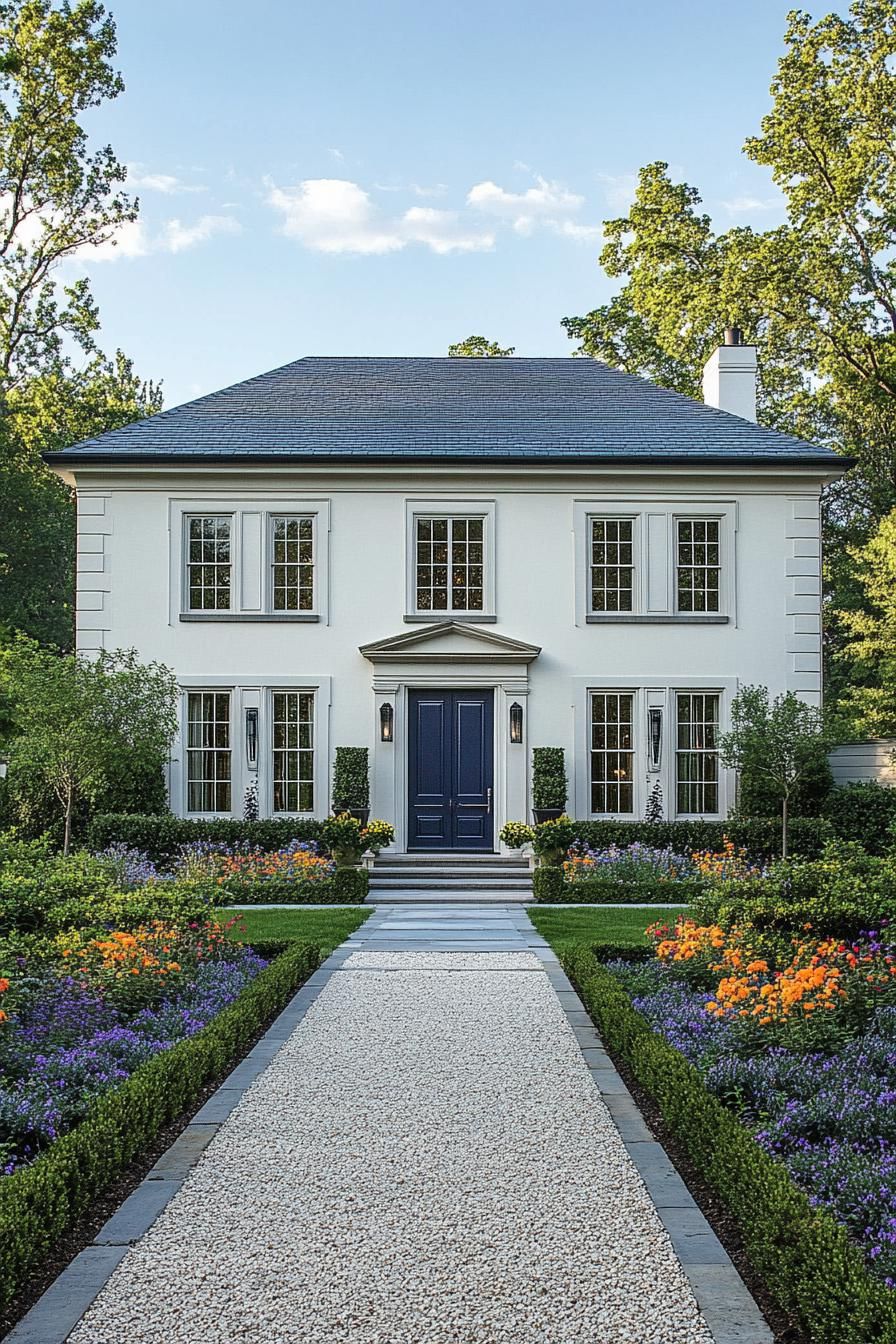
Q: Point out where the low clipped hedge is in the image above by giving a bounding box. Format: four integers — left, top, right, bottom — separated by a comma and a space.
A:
220, 868, 369, 905
87, 814, 325, 863
532, 866, 701, 904
566, 817, 831, 860
0, 939, 321, 1312
563, 943, 896, 1344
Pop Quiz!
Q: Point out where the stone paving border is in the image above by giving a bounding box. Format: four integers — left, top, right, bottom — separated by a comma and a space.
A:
7, 907, 771, 1344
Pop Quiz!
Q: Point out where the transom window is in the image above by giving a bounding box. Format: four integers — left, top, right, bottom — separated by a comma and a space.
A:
187, 516, 232, 610
591, 518, 634, 612
271, 516, 314, 612
677, 519, 720, 613
415, 516, 483, 612
676, 693, 720, 814
186, 692, 231, 813
272, 691, 315, 813
590, 692, 635, 814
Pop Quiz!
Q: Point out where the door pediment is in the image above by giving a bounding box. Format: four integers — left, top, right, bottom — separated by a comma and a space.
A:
360, 621, 541, 666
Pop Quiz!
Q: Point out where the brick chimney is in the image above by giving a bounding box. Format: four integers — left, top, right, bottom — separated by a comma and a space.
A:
702, 326, 757, 422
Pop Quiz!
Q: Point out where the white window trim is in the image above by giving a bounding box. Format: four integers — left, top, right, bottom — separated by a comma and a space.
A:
182, 512, 235, 615
573, 499, 737, 626
171, 676, 332, 820
587, 687, 641, 819
182, 687, 235, 818
264, 511, 319, 617
404, 498, 497, 621
170, 498, 330, 624
571, 676, 736, 820
268, 686, 317, 817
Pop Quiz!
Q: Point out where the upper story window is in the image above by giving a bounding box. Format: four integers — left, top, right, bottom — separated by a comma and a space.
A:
187, 516, 232, 611
415, 516, 484, 613
677, 518, 721, 613
590, 518, 634, 613
271, 516, 314, 612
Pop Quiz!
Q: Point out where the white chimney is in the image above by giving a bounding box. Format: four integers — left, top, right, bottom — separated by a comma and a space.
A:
702, 326, 757, 422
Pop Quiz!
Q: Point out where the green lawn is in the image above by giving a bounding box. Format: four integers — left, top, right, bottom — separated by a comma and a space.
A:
222, 905, 370, 954
527, 904, 679, 952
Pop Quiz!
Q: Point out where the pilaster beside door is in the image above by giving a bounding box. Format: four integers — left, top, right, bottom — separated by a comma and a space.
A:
407, 689, 494, 851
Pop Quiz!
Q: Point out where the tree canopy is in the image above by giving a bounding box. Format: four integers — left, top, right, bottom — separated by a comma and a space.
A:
448, 335, 515, 357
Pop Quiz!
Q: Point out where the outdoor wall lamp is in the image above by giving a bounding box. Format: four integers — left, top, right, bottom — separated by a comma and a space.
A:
380, 702, 394, 742
509, 702, 524, 744
648, 707, 663, 771
245, 708, 259, 768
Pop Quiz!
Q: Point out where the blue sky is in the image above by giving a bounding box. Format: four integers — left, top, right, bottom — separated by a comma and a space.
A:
74, 0, 797, 408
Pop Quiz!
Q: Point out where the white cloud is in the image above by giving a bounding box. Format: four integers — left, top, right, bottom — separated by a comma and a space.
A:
466, 175, 597, 240
267, 179, 405, 254
126, 164, 205, 195
162, 214, 242, 253
411, 183, 448, 198
720, 193, 785, 215
402, 207, 493, 254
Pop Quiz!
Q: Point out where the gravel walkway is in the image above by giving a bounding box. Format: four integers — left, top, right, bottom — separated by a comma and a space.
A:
69, 950, 713, 1344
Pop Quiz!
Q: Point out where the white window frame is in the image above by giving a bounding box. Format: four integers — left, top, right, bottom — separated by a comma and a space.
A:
184, 688, 234, 817
674, 689, 723, 818
587, 514, 640, 616
183, 513, 235, 613
266, 513, 318, 616
404, 499, 497, 622
270, 687, 316, 816
588, 688, 638, 817
674, 516, 723, 617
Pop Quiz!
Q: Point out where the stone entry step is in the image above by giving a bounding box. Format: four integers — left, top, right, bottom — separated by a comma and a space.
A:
369, 852, 533, 903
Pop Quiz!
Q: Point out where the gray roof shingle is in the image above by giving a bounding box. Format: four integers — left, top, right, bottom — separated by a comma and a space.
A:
43, 356, 843, 466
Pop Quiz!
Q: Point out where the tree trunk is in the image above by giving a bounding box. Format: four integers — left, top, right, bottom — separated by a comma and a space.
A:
781, 794, 789, 861
63, 784, 73, 856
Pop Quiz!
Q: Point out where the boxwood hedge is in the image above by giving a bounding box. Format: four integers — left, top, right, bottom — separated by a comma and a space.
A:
532, 867, 702, 904
563, 943, 896, 1344
86, 814, 325, 863
0, 939, 320, 1311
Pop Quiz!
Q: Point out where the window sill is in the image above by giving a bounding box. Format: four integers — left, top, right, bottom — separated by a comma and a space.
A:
586, 614, 729, 625
180, 613, 320, 623
403, 613, 497, 624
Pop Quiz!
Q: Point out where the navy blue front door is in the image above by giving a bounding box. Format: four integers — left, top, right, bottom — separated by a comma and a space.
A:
407, 690, 494, 850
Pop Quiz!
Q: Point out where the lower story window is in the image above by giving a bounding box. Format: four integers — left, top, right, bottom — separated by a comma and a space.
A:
186, 691, 231, 813
272, 691, 314, 813
590, 692, 635, 814
676, 692, 720, 814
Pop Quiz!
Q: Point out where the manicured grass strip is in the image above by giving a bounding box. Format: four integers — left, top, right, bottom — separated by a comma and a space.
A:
562, 943, 896, 1344
223, 905, 370, 953
0, 940, 321, 1312
527, 905, 666, 949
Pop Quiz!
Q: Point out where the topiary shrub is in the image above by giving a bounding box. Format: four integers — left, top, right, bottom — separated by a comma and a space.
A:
333, 867, 369, 903
532, 867, 565, 902
332, 748, 369, 811
532, 747, 567, 812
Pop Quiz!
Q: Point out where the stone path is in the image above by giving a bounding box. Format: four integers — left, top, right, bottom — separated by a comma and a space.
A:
18, 907, 771, 1344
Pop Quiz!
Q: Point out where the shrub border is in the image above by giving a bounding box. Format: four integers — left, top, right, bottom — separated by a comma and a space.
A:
1, 939, 324, 1336
562, 942, 896, 1344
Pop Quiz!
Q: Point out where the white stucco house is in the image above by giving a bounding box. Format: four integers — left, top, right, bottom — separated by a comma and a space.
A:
45, 340, 843, 853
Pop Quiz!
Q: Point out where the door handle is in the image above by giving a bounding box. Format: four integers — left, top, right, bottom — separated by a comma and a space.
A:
486, 787, 492, 814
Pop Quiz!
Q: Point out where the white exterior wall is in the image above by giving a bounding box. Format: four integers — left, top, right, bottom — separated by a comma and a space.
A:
829, 741, 896, 787
68, 461, 827, 845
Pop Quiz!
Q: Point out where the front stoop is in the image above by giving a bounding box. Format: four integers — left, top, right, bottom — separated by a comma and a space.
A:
367, 852, 533, 903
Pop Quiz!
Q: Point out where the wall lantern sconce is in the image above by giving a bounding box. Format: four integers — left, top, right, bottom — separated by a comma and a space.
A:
245, 708, 259, 768
380, 702, 394, 742
509, 702, 524, 744
648, 707, 663, 771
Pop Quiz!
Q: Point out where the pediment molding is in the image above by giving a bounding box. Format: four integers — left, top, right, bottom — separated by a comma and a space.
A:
360, 621, 541, 665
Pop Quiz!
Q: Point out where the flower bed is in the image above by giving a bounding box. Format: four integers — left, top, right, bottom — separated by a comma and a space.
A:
564, 940, 896, 1344
531, 837, 760, 904
0, 937, 321, 1311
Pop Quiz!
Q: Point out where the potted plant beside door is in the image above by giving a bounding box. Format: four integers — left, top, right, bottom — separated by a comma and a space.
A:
531, 747, 567, 824
332, 747, 370, 826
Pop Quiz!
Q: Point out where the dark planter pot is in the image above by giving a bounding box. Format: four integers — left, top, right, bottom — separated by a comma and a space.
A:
333, 804, 370, 827
533, 807, 564, 824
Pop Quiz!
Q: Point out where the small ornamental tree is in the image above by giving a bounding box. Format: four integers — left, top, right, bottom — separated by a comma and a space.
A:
718, 685, 831, 859
0, 640, 177, 852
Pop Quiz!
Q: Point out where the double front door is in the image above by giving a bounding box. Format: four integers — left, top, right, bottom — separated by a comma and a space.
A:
407, 689, 494, 851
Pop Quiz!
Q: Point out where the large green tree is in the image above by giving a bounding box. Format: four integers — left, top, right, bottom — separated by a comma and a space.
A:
0, 1, 161, 649
448, 335, 515, 357
563, 1, 896, 722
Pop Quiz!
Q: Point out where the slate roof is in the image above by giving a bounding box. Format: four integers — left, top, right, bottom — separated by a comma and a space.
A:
43, 356, 842, 467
